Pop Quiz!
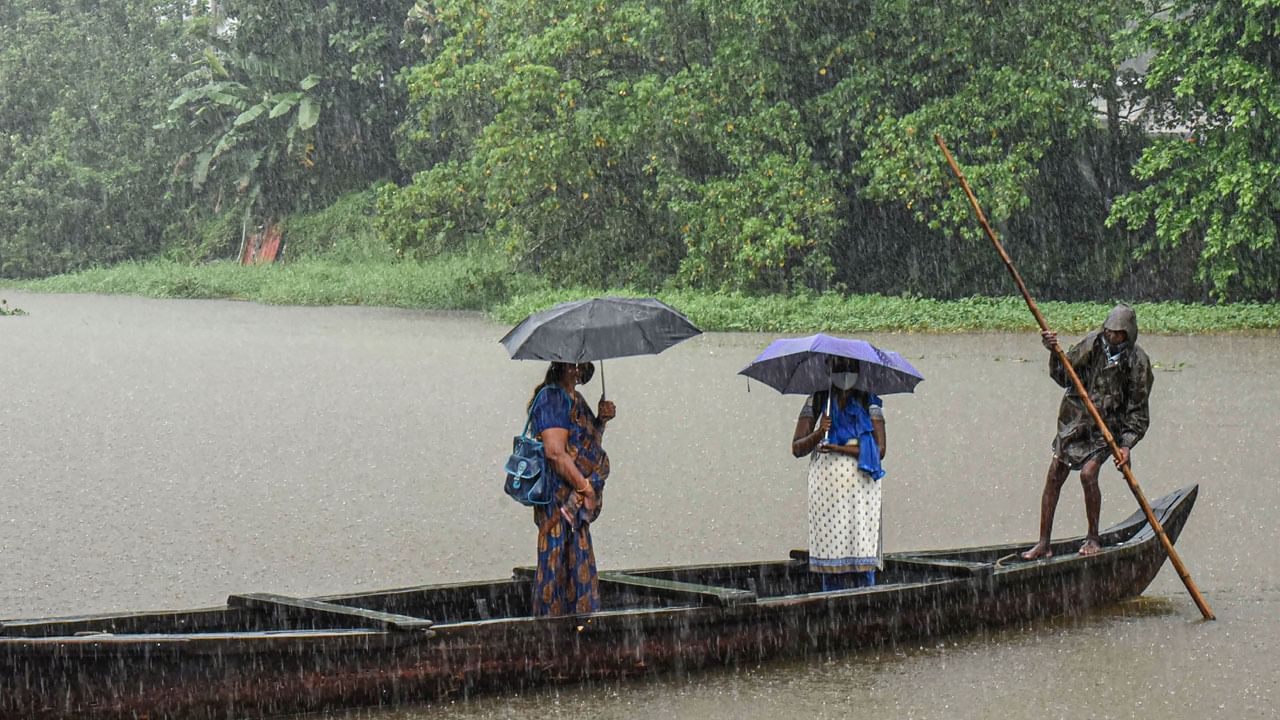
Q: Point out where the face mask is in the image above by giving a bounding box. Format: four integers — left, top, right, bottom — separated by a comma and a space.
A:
831, 371, 859, 391
1100, 335, 1126, 364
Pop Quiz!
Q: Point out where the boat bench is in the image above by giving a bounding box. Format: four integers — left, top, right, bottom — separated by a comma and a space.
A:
790, 548, 994, 581
512, 567, 756, 608
598, 572, 756, 608
227, 593, 434, 633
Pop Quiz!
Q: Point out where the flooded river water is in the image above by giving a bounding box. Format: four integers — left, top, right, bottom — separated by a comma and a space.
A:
2, 291, 1276, 718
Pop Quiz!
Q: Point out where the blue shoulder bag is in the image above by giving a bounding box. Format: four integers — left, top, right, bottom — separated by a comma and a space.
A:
503, 386, 568, 506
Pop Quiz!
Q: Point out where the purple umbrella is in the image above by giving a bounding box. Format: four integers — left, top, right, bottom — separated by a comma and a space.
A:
739, 333, 924, 395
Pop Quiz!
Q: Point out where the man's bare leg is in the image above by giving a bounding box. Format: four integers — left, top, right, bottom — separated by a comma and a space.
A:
1021, 457, 1071, 560
1078, 456, 1104, 556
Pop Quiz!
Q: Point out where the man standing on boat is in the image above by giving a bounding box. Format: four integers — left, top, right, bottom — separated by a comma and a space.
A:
1021, 304, 1154, 559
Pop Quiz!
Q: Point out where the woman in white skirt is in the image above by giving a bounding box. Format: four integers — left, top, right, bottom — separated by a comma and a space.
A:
791, 358, 887, 591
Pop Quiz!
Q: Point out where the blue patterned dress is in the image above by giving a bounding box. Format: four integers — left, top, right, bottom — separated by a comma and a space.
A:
529, 387, 610, 617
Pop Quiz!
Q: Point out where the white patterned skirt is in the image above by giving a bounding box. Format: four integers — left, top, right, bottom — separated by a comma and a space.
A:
807, 451, 883, 574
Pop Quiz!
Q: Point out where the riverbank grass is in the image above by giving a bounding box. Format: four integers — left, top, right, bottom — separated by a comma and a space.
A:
6, 255, 539, 311
6, 258, 1278, 334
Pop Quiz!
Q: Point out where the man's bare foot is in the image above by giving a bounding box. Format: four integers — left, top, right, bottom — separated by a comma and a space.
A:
1078, 538, 1103, 556
1020, 543, 1053, 561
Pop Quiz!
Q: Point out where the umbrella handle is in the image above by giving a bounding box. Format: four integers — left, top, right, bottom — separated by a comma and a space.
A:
825, 392, 833, 443
599, 360, 607, 403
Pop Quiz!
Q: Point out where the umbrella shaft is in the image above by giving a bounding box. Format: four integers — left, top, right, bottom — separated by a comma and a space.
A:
826, 393, 833, 443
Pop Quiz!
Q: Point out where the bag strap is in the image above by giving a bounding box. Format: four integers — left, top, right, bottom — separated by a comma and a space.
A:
523, 385, 571, 438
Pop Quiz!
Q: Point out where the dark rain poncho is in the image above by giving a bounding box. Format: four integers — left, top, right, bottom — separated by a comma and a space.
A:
1049, 304, 1154, 469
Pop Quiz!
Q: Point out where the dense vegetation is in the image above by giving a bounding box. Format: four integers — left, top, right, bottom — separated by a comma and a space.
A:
0, 1, 193, 277
2, 1, 1278, 305
16, 256, 1279, 333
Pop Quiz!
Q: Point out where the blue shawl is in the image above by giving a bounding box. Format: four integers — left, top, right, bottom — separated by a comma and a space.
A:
825, 392, 885, 480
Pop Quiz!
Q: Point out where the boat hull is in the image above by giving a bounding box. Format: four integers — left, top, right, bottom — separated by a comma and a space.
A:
0, 485, 1197, 719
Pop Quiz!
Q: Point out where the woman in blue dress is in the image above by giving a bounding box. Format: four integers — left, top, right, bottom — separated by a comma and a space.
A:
791, 358, 887, 591
527, 361, 616, 616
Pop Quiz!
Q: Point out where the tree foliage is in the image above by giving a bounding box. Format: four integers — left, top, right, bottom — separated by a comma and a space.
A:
775, 0, 1160, 299
380, 1, 881, 290
3, 0, 1277, 303
162, 0, 418, 232
847, 1, 1142, 200
0, 1, 193, 277
381, 0, 1155, 295
1108, 0, 1280, 299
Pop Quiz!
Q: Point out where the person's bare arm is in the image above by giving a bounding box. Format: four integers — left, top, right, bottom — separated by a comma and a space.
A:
792, 414, 830, 457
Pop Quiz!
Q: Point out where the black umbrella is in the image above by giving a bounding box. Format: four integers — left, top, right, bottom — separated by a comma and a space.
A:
500, 297, 701, 398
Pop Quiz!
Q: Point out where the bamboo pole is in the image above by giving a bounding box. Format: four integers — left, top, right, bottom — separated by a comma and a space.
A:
934, 134, 1215, 621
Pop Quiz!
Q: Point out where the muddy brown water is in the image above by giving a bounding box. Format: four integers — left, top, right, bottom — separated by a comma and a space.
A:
1, 292, 1276, 719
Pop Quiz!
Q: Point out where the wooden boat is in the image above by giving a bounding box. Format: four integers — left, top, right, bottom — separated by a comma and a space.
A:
0, 485, 1198, 719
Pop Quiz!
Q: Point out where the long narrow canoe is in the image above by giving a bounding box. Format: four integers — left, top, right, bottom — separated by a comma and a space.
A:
0, 485, 1198, 719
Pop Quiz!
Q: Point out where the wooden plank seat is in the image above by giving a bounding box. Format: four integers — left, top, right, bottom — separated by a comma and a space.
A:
513, 566, 757, 608
597, 572, 756, 608
788, 548, 993, 579
227, 593, 434, 633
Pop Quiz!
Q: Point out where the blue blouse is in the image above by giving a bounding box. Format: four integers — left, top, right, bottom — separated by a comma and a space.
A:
530, 385, 609, 500
531, 386, 573, 438
806, 391, 885, 480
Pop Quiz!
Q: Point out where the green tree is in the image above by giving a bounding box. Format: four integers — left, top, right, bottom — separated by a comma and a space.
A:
825, 0, 1149, 295
0, 1, 193, 277
384, 0, 1152, 295
383, 0, 842, 291
163, 0, 418, 244
1108, 0, 1280, 299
